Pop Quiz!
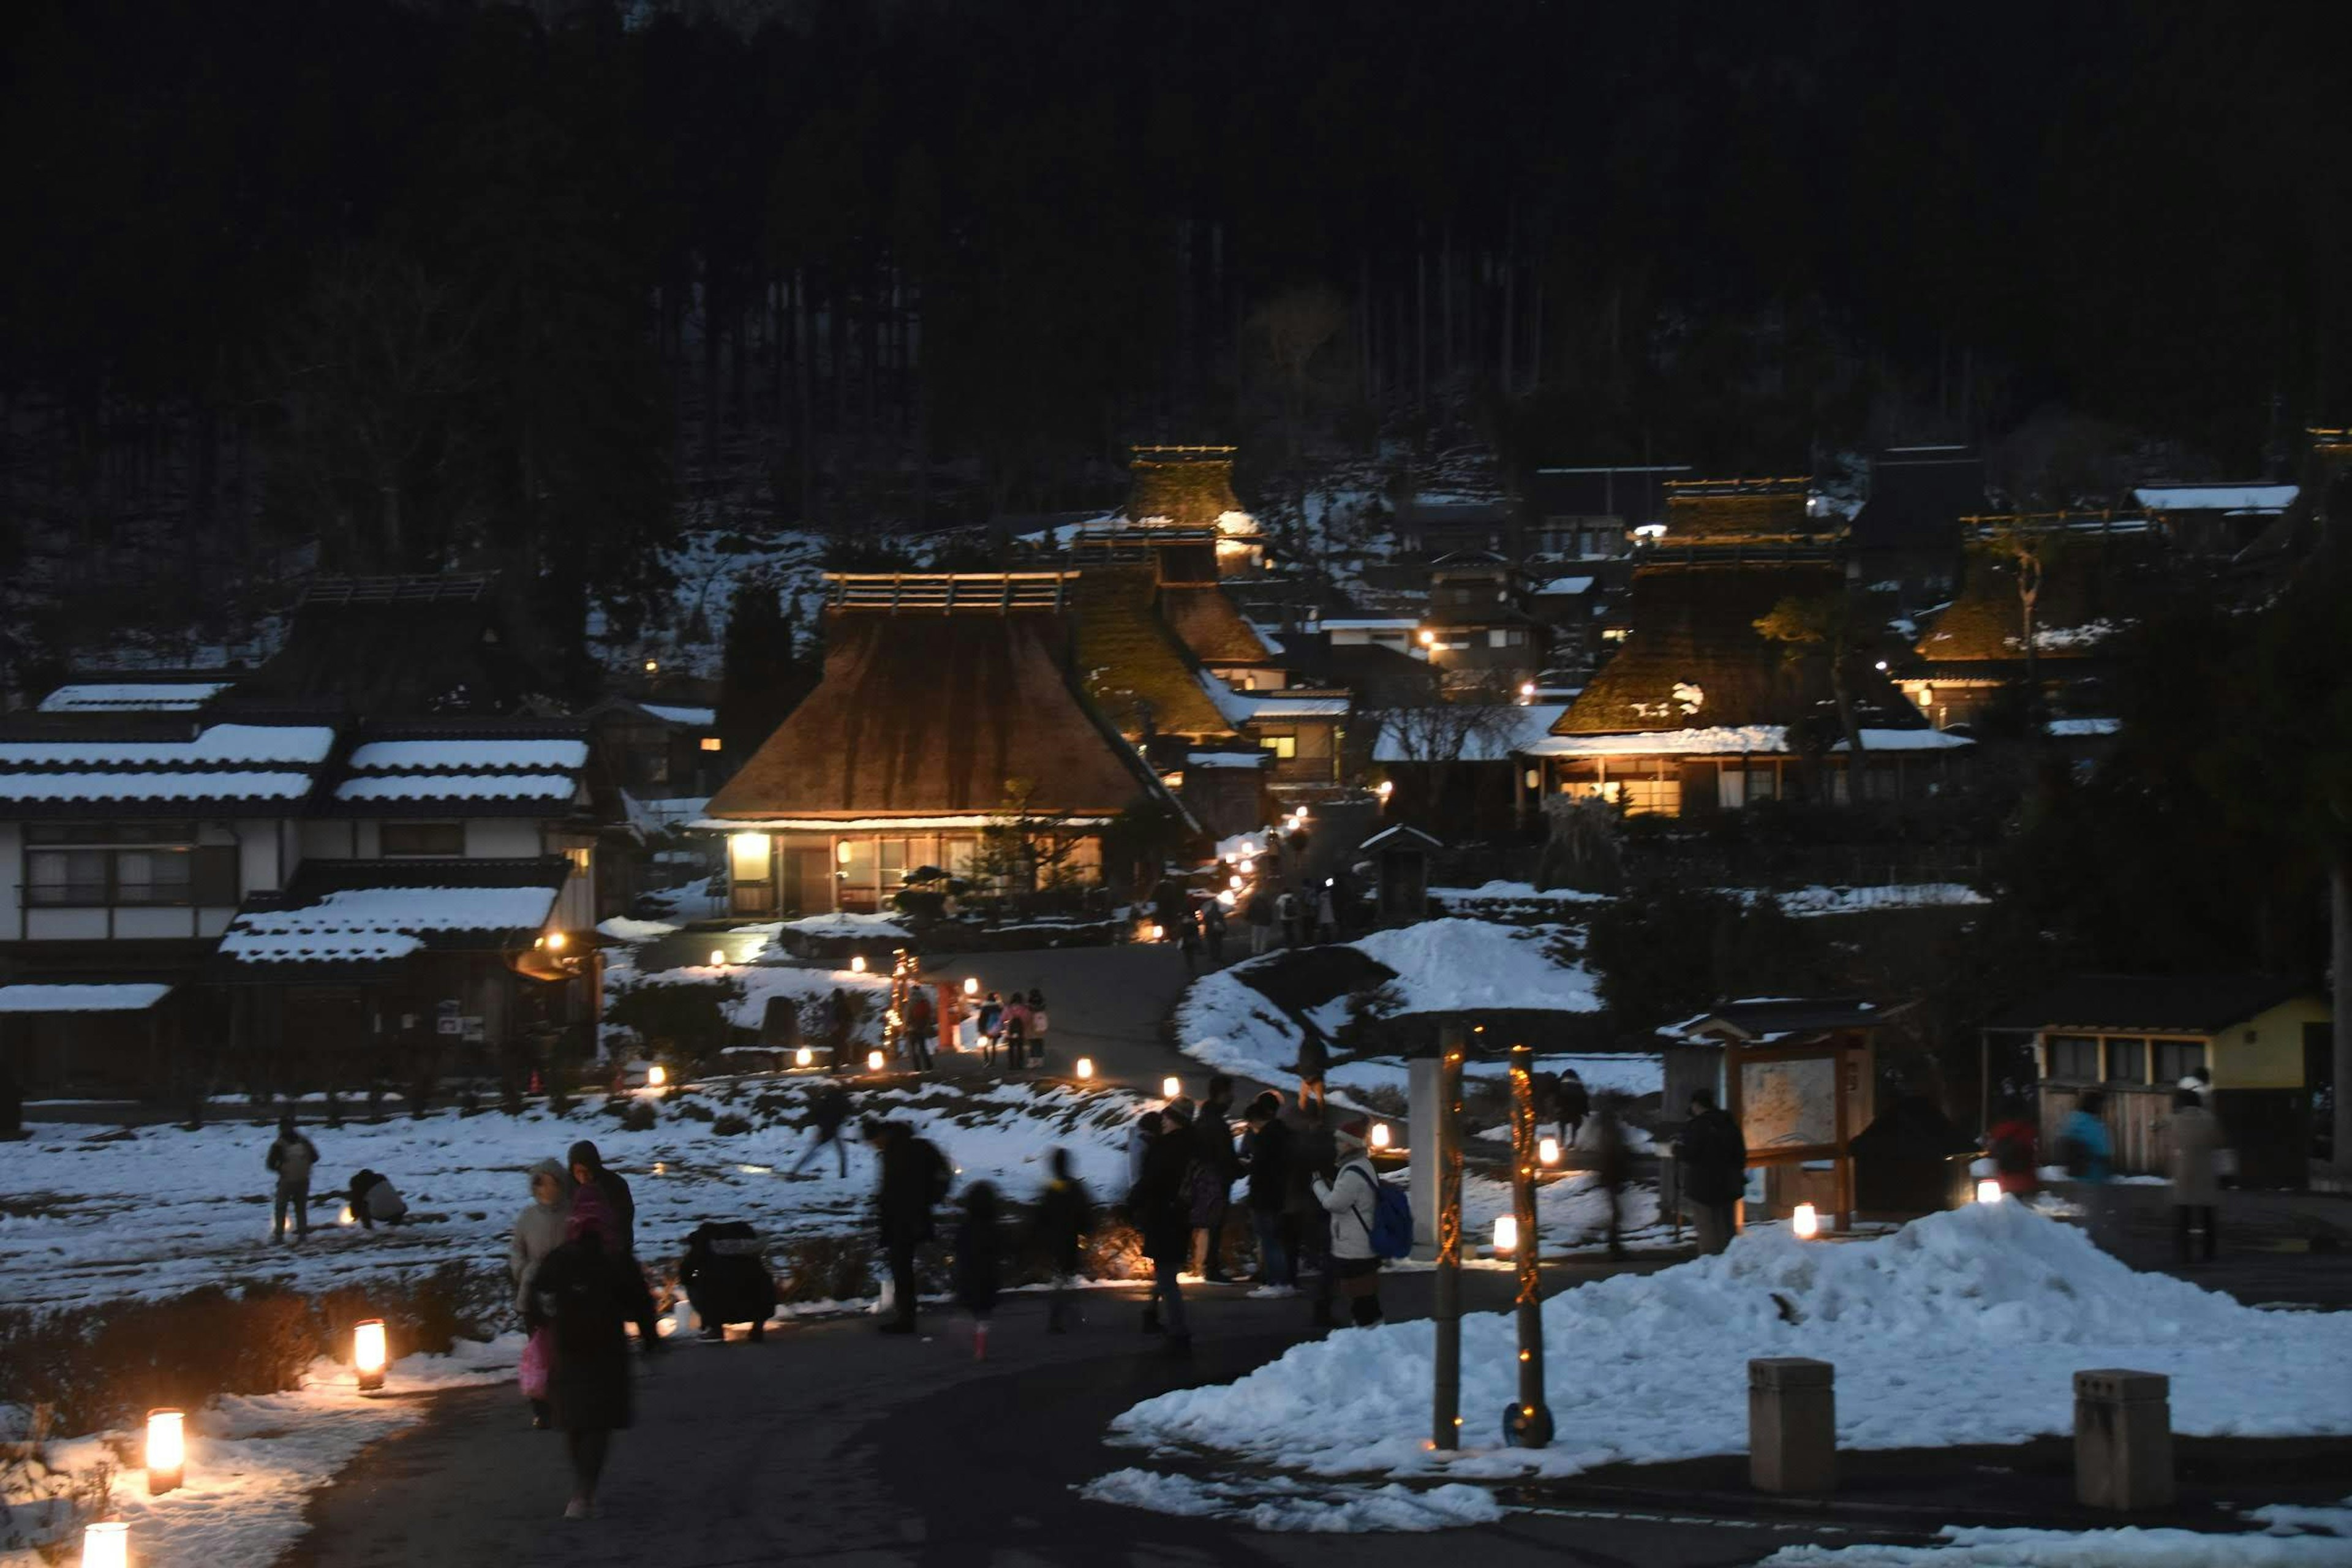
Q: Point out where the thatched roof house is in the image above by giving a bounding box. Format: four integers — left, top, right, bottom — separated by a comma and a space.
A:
1126, 445, 1244, 527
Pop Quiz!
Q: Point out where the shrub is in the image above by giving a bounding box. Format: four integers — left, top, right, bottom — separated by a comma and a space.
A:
619, 1098, 657, 1132
773, 1235, 875, 1303
712, 1113, 752, 1136
603, 976, 746, 1067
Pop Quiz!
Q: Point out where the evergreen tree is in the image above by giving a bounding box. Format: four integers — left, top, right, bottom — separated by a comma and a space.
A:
715, 578, 801, 761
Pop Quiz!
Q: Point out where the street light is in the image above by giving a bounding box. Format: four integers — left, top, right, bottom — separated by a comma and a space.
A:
353, 1319, 388, 1392
145, 1408, 184, 1495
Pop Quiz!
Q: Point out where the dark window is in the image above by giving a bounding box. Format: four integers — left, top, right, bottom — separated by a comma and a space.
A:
2152, 1040, 2206, 1084
23, 822, 230, 908
2046, 1035, 2098, 1080
26, 849, 110, 906
382, 822, 465, 856
2103, 1037, 2147, 1084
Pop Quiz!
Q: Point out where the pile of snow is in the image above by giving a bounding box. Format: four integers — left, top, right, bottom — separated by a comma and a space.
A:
597, 915, 680, 943
783, 911, 912, 939
1764, 1518, 2350, 1567
1429, 881, 1607, 906
1110, 1203, 2352, 1485
620, 959, 890, 1036
1080, 1470, 1504, 1532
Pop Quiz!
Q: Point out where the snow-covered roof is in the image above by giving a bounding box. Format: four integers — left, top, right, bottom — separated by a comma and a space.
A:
692, 814, 1115, 833
1243, 696, 1351, 720
2132, 484, 2297, 513
347, 739, 589, 772
1373, 704, 1568, 763
334, 773, 580, 804
1532, 576, 1597, 597
0, 724, 335, 768
0, 982, 173, 1013
1519, 726, 1972, 758
1186, 752, 1270, 769
37, 682, 231, 714
221, 885, 560, 965
2046, 717, 2121, 738
1319, 617, 1421, 632
639, 704, 716, 728
0, 771, 314, 803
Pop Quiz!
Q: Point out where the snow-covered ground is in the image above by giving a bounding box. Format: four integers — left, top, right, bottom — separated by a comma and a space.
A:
1774, 884, 1990, 918
0, 1080, 1141, 1311
1105, 1203, 2352, 1494
1762, 1513, 2352, 1567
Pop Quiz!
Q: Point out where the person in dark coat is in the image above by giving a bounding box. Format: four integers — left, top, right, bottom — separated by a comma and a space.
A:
1244, 891, 1276, 956
904, 987, 935, 1071
1189, 1074, 1239, 1281
345, 1169, 407, 1229
1672, 1088, 1746, 1255
1128, 1101, 1197, 1354
1294, 1017, 1331, 1114
679, 1221, 777, 1341
1286, 1104, 1340, 1328
875, 1121, 951, 1334
1241, 1093, 1295, 1292
1553, 1070, 1591, 1149
790, 1084, 854, 1177
1033, 1147, 1095, 1332
528, 1186, 636, 1520
1201, 900, 1228, 965
976, 992, 1004, 1065
953, 1181, 1002, 1357
568, 1140, 658, 1349
266, 1115, 320, 1243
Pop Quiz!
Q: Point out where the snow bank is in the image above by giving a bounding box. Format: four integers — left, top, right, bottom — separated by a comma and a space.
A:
1110, 1203, 2352, 1483
598, 916, 680, 942
1346, 919, 1598, 1015
1763, 1521, 2350, 1567
1080, 1469, 1504, 1532
1777, 884, 1989, 917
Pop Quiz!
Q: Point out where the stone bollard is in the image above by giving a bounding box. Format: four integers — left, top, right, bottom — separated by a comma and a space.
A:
2074, 1370, 2173, 1510
1749, 1357, 1836, 1494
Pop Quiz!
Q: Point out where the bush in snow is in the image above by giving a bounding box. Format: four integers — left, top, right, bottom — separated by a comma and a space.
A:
1583, 880, 1828, 1032
603, 974, 747, 1068
712, 1112, 752, 1137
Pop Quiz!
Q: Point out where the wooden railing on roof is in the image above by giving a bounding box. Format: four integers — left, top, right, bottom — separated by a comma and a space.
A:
1129, 444, 1237, 461
2307, 426, 2352, 453
1634, 539, 1840, 565
1663, 477, 1812, 497
823, 571, 1070, 613
301, 573, 493, 606
1061, 526, 1219, 565
1959, 511, 2150, 537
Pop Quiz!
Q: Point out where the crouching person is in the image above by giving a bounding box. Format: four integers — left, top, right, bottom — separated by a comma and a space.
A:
348, 1169, 409, 1229
679, 1221, 777, 1342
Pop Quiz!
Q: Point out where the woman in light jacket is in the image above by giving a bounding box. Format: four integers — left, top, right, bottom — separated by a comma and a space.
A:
509, 1158, 570, 1427
2168, 1089, 2225, 1265
1311, 1118, 1383, 1327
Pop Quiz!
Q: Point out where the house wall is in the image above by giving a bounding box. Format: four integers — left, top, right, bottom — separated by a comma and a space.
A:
1, 817, 280, 946
301, 816, 547, 861
2217, 998, 2329, 1089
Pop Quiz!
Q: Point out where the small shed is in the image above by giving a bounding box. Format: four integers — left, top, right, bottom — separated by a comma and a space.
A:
1359, 824, 1441, 923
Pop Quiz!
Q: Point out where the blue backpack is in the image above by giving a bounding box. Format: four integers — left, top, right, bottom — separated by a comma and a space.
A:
1366, 1172, 1413, 1259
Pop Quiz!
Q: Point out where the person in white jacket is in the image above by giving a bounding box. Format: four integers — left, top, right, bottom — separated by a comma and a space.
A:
508, 1158, 570, 1429
1311, 1118, 1384, 1326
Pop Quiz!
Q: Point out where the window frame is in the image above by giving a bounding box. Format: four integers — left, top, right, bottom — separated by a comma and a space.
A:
380, 821, 466, 858
22, 820, 234, 908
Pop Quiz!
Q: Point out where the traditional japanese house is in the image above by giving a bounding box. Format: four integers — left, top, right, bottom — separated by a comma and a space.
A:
1986, 974, 2326, 1187
1519, 463, 1690, 559
36, 674, 238, 715
699, 571, 1189, 917
2130, 481, 2299, 557
1202, 678, 1353, 792
1372, 702, 1566, 833
1395, 499, 1513, 560
1849, 447, 1983, 611
1121, 445, 1262, 573
584, 695, 729, 805
1419, 551, 1549, 684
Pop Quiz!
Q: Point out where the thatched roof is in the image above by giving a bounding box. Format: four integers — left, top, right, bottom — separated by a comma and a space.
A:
703, 611, 1164, 821
1069, 565, 1232, 737
1126, 445, 1243, 527
1912, 532, 2154, 664
1159, 584, 1273, 666
1662, 478, 1818, 544
1555, 563, 1922, 735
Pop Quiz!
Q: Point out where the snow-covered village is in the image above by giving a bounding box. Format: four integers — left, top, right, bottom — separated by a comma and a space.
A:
4, 4, 2352, 1565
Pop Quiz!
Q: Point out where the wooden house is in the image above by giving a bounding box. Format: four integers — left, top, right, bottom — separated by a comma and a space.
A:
1395, 499, 1513, 560
1419, 552, 1550, 684
1988, 974, 2327, 1188
2131, 482, 2299, 558
1121, 445, 1262, 573
698, 572, 1187, 917
583, 696, 729, 805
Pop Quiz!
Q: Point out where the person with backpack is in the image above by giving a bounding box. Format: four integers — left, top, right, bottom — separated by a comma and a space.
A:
1314, 1118, 1398, 1325
1128, 1100, 1197, 1355
1671, 1089, 1745, 1256
1984, 1099, 2041, 1196
527, 1186, 638, 1520
265, 1115, 320, 1244
875, 1121, 951, 1335
1240, 1094, 1295, 1295
1245, 889, 1276, 956
976, 991, 1004, 1066
1033, 1147, 1095, 1333
953, 1182, 1002, 1359
790, 1083, 854, 1178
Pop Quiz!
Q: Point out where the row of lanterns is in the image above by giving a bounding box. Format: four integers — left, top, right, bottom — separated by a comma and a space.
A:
92, 1319, 391, 1561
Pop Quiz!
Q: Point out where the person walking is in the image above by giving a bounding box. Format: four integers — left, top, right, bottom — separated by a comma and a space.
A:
1002, 991, 1035, 1072
568, 1140, 658, 1348
1314, 883, 1339, 944
1672, 1089, 1744, 1256
528, 1187, 636, 1520
1176, 905, 1202, 975
1025, 988, 1051, 1069
1129, 1099, 1197, 1354
509, 1158, 570, 1428
953, 1181, 1002, 1359
345, 1169, 408, 1229
904, 987, 935, 1072
1590, 1095, 1632, 1259
2167, 1088, 2224, 1264
266, 1114, 319, 1244
876, 1121, 951, 1334
1555, 1069, 1591, 1150
976, 992, 1004, 1066
1313, 1118, 1384, 1325
1126, 1108, 1161, 1188
1984, 1098, 2042, 1196
1294, 1016, 1330, 1115
2056, 1091, 2118, 1250
1034, 1148, 1095, 1332
791, 1082, 854, 1178
1241, 1093, 1295, 1295
1286, 1101, 1338, 1328
1201, 901, 1227, 966
1190, 1074, 1240, 1281
1245, 889, 1275, 956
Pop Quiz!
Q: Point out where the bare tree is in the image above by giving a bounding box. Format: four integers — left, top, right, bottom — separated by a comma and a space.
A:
1371, 681, 1521, 817
1974, 521, 2066, 722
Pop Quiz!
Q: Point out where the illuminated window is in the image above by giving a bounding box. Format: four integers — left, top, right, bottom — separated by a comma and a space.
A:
728, 832, 770, 885
699, 736, 723, 752
562, 845, 593, 875
1260, 734, 1297, 760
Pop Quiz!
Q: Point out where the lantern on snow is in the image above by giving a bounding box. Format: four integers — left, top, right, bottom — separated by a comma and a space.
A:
145, 1408, 184, 1495
353, 1319, 389, 1392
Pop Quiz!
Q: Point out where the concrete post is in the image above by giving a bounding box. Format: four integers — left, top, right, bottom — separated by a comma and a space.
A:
1749, 1358, 1836, 1494
2073, 1370, 2173, 1510
1408, 1055, 1444, 1262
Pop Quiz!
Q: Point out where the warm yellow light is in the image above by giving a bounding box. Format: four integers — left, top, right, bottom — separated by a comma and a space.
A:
1370, 1123, 1392, 1150
1162, 1076, 1182, 1099
353, 1319, 388, 1390
836, 840, 854, 864
1520, 681, 1536, 699
643, 658, 658, 673
1417, 629, 1436, 646
145, 1408, 184, 1494
963, 976, 979, 997
1376, 778, 1395, 801
1492, 1215, 1518, 1256
1076, 1056, 1095, 1080
1792, 1202, 1820, 1240
1976, 1178, 2003, 1205
1538, 1136, 1561, 1166
545, 930, 568, 952
795, 1046, 814, 1068
867, 1049, 885, 1072
699, 736, 723, 752
647, 1063, 668, 1088
338, 1204, 355, 1227
1238, 857, 1254, 875
1216, 891, 1236, 907
1148, 924, 1164, 941
709, 948, 726, 968
1229, 874, 1243, 890
850, 955, 867, 973
80, 1522, 128, 1568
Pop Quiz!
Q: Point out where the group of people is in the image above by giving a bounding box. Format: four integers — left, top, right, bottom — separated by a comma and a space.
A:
264, 1116, 410, 1242
1120, 1074, 1385, 1355
2049, 1082, 2230, 1263
969, 987, 1049, 1069
1230, 883, 1343, 958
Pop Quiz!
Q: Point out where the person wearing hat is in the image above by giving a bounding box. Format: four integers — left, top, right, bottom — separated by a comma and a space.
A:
1311, 1118, 1384, 1326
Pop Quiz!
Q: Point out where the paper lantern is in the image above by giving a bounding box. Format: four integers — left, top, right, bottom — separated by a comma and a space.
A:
544, 930, 567, 952
1491, 1215, 1518, 1256
1074, 1057, 1095, 1081
1792, 1203, 1820, 1240
1148, 923, 1164, 941
647, 1063, 667, 1088
1238, 857, 1254, 875
708, 949, 726, 968
1369, 1123, 1392, 1150
1537, 1136, 1560, 1166
962, 976, 979, 997
80, 1522, 128, 1568
866, 1049, 885, 1072
1976, 1178, 2003, 1205
353, 1319, 388, 1392
1161, 1076, 1181, 1099
850, 955, 866, 973
794, 1046, 814, 1068
145, 1408, 184, 1495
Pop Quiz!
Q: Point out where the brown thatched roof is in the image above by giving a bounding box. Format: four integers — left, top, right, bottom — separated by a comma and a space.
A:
1159, 584, 1273, 666
1913, 532, 2157, 664
1555, 563, 1921, 734
703, 611, 1163, 820
1662, 478, 1817, 544
1069, 565, 1233, 738
230, 574, 558, 717
1127, 445, 1243, 527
